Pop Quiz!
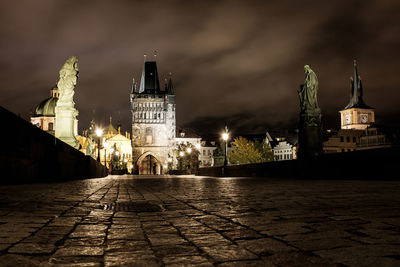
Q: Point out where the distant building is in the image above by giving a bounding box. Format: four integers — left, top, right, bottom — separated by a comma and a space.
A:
130, 55, 176, 174
31, 85, 78, 136
339, 60, 374, 130
272, 140, 293, 161
175, 128, 201, 147
199, 141, 218, 167
358, 126, 392, 150
323, 129, 364, 153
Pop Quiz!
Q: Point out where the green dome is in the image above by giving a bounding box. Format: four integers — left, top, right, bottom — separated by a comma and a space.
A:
33, 96, 58, 117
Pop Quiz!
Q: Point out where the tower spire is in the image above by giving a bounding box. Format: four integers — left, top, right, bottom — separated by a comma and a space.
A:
344, 59, 372, 109
167, 72, 174, 95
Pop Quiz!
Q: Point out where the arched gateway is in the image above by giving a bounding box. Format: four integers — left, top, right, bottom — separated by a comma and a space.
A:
136, 152, 162, 175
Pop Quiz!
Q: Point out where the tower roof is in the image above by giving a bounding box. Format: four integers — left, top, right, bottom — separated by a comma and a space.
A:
32, 86, 58, 117
344, 60, 373, 110
139, 60, 161, 94
167, 73, 174, 95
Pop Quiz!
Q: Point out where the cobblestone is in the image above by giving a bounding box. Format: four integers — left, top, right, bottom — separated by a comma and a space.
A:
0, 175, 399, 266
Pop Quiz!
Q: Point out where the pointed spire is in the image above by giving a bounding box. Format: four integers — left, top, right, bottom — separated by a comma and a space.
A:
139, 52, 160, 94
144, 52, 147, 62
154, 50, 157, 59
167, 72, 174, 95
344, 60, 372, 109
109, 116, 112, 125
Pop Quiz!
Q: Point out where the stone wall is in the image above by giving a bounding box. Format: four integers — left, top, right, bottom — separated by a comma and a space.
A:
0, 106, 107, 184
197, 147, 400, 179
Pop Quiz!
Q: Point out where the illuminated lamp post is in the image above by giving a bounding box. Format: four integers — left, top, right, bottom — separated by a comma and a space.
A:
96, 129, 103, 162
222, 125, 229, 167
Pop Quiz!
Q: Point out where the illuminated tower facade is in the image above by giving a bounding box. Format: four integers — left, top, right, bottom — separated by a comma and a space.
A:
130, 55, 176, 174
339, 60, 374, 130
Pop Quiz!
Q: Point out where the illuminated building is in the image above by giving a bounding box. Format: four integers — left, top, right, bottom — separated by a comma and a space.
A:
130, 54, 176, 174
30, 85, 78, 136
339, 60, 375, 130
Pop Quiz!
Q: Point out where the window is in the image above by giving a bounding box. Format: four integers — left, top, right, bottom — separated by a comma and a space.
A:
145, 127, 153, 144
346, 136, 350, 142
208, 150, 211, 155
203, 150, 206, 156
48, 122, 53, 131
353, 137, 356, 143
340, 136, 344, 142
154, 113, 157, 119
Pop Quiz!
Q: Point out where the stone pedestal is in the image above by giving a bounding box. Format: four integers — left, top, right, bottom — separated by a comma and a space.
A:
55, 105, 80, 149
298, 110, 322, 160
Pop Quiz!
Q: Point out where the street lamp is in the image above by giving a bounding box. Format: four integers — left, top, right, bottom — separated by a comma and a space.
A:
96, 128, 103, 162
222, 125, 229, 166
179, 151, 184, 170
195, 143, 201, 150
187, 147, 192, 154
103, 141, 108, 167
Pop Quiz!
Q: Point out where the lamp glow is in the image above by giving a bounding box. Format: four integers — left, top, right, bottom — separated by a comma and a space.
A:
195, 143, 201, 149
179, 151, 184, 157
96, 128, 103, 137
187, 148, 192, 153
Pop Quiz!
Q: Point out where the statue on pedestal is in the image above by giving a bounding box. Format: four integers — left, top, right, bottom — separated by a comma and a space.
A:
55, 56, 80, 149
298, 65, 322, 159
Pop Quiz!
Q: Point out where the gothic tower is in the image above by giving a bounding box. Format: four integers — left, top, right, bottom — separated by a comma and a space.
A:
339, 60, 374, 130
130, 54, 176, 174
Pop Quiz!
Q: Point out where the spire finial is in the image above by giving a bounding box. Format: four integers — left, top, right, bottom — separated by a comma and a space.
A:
109, 116, 112, 124
144, 52, 147, 61
154, 50, 157, 58
353, 59, 357, 66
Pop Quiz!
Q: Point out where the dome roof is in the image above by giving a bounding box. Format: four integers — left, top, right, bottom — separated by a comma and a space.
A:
33, 96, 58, 117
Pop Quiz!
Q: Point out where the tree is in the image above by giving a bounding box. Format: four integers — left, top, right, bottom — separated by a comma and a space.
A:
229, 137, 274, 165
255, 139, 274, 162
174, 143, 199, 173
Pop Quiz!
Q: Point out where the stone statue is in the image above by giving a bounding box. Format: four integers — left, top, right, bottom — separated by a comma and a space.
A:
297, 65, 322, 160
57, 56, 79, 107
298, 65, 319, 113
55, 56, 80, 149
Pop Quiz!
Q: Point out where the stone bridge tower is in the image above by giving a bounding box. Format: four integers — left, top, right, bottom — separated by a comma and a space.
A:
130, 54, 176, 174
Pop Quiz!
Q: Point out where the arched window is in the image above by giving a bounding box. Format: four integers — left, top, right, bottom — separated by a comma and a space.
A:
145, 127, 153, 144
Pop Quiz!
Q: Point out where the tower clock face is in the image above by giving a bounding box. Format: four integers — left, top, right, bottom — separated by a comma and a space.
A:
361, 114, 368, 123
345, 115, 351, 124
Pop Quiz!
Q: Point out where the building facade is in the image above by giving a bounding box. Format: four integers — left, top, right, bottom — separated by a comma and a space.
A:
31, 85, 78, 136
130, 56, 176, 174
273, 140, 293, 161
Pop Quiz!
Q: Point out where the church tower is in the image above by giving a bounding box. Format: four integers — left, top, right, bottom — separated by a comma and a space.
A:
339, 60, 374, 130
130, 53, 176, 174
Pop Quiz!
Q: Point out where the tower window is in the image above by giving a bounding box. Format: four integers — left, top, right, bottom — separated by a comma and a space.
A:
48, 122, 53, 131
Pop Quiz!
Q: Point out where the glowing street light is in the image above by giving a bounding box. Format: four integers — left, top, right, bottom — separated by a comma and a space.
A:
179, 151, 184, 157
96, 128, 103, 162
187, 147, 192, 154
195, 143, 201, 150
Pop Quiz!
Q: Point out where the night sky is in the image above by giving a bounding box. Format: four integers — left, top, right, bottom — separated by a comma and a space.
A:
1, 0, 399, 135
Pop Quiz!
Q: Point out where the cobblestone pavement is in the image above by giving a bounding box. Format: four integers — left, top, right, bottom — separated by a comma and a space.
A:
0, 175, 399, 266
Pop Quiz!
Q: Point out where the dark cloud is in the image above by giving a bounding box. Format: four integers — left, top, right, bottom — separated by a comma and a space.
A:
0, 0, 399, 135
